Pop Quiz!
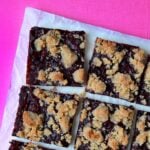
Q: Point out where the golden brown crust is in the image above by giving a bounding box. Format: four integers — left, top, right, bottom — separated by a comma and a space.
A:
92, 57, 102, 67
135, 132, 147, 145
95, 38, 116, 56
57, 100, 78, 133
17, 111, 43, 141
87, 74, 106, 94
108, 138, 119, 150
37, 70, 46, 81
83, 127, 103, 143
111, 106, 134, 128
108, 126, 128, 150
136, 115, 146, 131
34, 88, 78, 134
34, 30, 61, 56
34, 38, 45, 51
60, 45, 78, 68
43, 128, 51, 137
48, 71, 68, 85
112, 73, 138, 100
23, 111, 43, 127
73, 68, 85, 83
92, 104, 109, 122
106, 51, 125, 76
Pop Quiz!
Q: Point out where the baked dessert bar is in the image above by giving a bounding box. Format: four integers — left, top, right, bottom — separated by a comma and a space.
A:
26, 27, 86, 86
12, 86, 80, 147
86, 38, 147, 102
75, 98, 135, 150
131, 111, 150, 150
9, 140, 52, 150
137, 56, 150, 105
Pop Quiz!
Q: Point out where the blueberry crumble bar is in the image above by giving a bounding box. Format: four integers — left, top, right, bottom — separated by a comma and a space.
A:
86, 38, 147, 102
131, 111, 150, 150
9, 140, 52, 150
137, 56, 150, 105
75, 98, 135, 150
26, 27, 86, 86
12, 86, 80, 147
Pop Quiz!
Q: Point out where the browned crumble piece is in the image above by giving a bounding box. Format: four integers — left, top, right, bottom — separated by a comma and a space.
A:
86, 38, 147, 102
75, 98, 135, 150
131, 111, 150, 150
26, 27, 86, 86
12, 86, 80, 147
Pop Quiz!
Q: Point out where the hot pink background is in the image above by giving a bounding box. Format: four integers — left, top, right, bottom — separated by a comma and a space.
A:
0, 0, 150, 126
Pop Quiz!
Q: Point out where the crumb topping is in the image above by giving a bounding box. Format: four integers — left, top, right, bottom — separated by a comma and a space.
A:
37, 70, 46, 81
92, 104, 109, 122
60, 45, 78, 68
129, 48, 146, 79
23, 111, 43, 127
111, 106, 134, 128
58, 116, 70, 133
83, 127, 103, 143
48, 71, 68, 85
95, 38, 116, 56
34, 38, 45, 51
48, 46, 60, 56
44, 128, 51, 136
33, 88, 60, 104
34, 30, 61, 56
16, 111, 43, 141
136, 132, 147, 145
112, 73, 138, 100
136, 114, 146, 131
106, 51, 125, 76
87, 73, 106, 94
57, 100, 78, 133
73, 68, 85, 83
108, 126, 128, 150
108, 138, 119, 150
34, 89, 78, 133
92, 57, 102, 67
37, 69, 68, 85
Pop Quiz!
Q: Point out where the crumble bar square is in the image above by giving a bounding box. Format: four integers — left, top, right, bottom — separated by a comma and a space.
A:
12, 86, 80, 147
86, 38, 147, 102
75, 98, 135, 150
26, 27, 86, 86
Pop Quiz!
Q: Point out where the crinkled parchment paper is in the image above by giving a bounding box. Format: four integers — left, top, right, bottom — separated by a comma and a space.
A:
0, 7, 150, 150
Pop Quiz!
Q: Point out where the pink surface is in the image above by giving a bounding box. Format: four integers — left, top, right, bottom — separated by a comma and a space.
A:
0, 0, 150, 126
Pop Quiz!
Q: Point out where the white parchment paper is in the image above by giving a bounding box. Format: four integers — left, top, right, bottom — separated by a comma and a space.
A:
0, 7, 150, 150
